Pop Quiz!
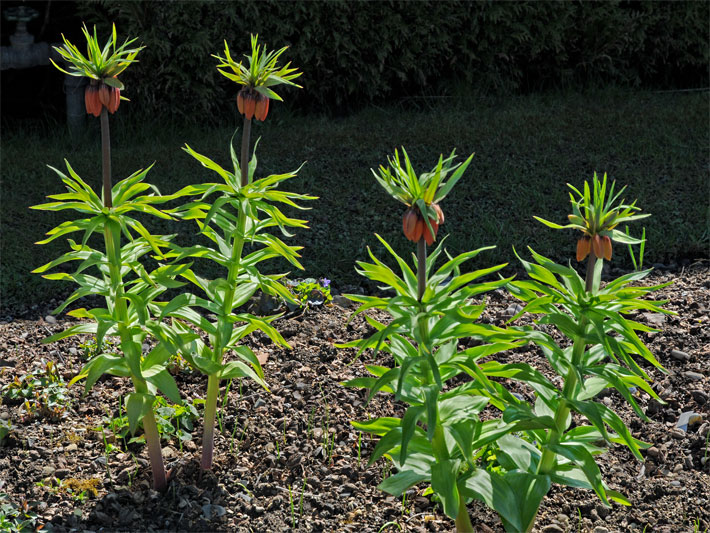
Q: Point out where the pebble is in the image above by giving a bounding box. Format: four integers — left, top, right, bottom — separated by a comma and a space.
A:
690, 390, 708, 404
504, 303, 524, 317
647, 446, 660, 458
253, 398, 266, 409
682, 371, 704, 381
55, 468, 70, 479
68, 347, 78, 356
42, 465, 56, 477
645, 313, 666, 326
162, 446, 177, 460
673, 463, 683, 473
332, 295, 353, 308
698, 422, 710, 437
202, 504, 226, 520
593, 527, 610, 533
541, 525, 565, 533
65, 443, 78, 453
44, 315, 57, 324
670, 349, 690, 361
670, 428, 685, 439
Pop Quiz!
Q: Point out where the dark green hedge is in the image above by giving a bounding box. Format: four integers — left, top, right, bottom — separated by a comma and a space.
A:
78, 1, 708, 120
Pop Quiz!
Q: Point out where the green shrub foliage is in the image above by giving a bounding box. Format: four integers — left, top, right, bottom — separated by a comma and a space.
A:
73, 0, 710, 120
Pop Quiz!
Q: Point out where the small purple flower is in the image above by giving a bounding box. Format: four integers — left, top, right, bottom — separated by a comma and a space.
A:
321, 278, 331, 287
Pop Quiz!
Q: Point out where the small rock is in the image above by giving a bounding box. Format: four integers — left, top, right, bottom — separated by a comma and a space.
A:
42, 466, 56, 477
65, 443, 78, 453
55, 468, 70, 479
595, 504, 609, 519
202, 504, 226, 520
670, 480, 681, 487
332, 295, 353, 308
670, 349, 690, 361
682, 371, 704, 381
340, 482, 358, 496
68, 347, 78, 356
698, 422, 709, 437
162, 446, 177, 460
593, 527, 610, 533
504, 303, 524, 317
670, 428, 685, 439
542, 525, 565, 533
44, 315, 57, 324
555, 514, 570, 528
646, 399, 663, 415
676, 411, 702, 432
647, 446, 660, 458
644, 313, 666, 326
673, 463, 683, 473
684, 456, 694, 469
253, 398, 267, 409
236, 492, 252, 503
690, 390, 708, 404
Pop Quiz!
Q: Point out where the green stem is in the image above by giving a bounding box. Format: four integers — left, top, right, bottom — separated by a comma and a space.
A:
455, 491, 474, 533
100, 108, 112, 208
104, 226, 167, 490
585, 251, 598, 293
536, 333, 584, 475
240, 117, 253, 187
417, 238, 426, 301
201, 374, 221, 470
538, 251, 598, 477
131, 375, 167, 491
200, 133, 250, 469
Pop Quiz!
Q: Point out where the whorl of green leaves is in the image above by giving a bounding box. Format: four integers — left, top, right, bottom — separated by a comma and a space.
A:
534, 172, 649, 244
373, 148, 473, 221
214, 34, 302, 100
51, 24, 143, 89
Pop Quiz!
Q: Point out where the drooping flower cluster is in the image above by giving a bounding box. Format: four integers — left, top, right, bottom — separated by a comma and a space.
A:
85, 80, 121, 116
402, 202, 444, 244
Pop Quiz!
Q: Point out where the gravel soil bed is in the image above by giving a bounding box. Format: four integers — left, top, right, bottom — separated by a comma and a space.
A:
0, 262, 708, 532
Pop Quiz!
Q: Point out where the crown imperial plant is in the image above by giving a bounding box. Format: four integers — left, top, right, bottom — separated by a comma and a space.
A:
163, 35, 313, 472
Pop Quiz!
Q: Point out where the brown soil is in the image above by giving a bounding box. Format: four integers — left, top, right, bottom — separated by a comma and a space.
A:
1, 262, 708, 533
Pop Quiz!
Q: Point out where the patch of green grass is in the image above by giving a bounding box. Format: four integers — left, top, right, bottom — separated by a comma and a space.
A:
1, 88, 707, 313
